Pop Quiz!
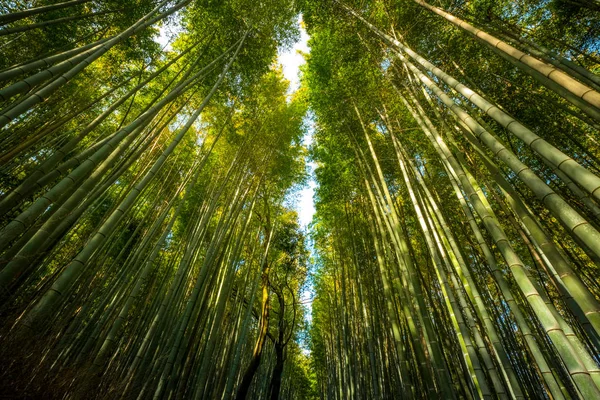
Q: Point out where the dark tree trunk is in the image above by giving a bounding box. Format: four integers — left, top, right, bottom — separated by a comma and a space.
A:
269, 288, 286, 400
269, 345, 285, 400
235, 351, 264, 400
236, 251, 271, 400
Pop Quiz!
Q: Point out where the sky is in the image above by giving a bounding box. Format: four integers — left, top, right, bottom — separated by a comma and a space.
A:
277, 18, 316, 337
278, 19, 310, 94
277, 17, 316, 229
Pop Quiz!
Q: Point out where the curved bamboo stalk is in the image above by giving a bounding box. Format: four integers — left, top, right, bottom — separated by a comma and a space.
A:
412, 0, 600, 119
0, 0, 93, 25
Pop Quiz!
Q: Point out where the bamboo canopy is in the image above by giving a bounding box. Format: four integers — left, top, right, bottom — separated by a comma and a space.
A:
0, 0, 600, 399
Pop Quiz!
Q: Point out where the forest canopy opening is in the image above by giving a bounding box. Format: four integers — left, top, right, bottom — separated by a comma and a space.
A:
0, 0, 600, 399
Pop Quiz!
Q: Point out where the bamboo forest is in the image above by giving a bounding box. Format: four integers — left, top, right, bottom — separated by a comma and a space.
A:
2, 1, 600, 399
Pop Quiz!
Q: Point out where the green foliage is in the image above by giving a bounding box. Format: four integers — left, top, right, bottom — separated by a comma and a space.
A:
1, 0, 600, 398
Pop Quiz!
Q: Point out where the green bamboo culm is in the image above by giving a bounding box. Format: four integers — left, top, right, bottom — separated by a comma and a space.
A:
1, 0, 600, 399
